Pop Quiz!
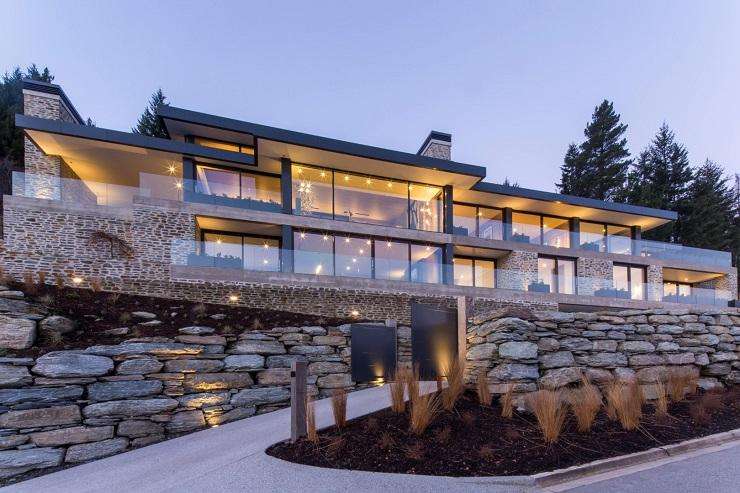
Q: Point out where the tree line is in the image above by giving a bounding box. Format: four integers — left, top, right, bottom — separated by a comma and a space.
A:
558, 100, 738, 267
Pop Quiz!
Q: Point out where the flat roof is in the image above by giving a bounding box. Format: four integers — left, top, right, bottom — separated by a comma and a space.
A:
471, 181, 677, 222
157, 105, 487, 179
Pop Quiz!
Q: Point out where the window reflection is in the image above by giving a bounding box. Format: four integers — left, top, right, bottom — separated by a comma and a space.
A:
542, 216, 570, 248
201, 233, 279, 271
608, 225, 632, 255
203, 233, 242, 264
294, 231, 333, 276
243, 237, 280, 272
335, 236, 372, 278
478, 208, 503, 240
334, 174, 408, 228
292, 165, 333, 218
512, 212, 541, 244
580, 222, 607, 252
452, 204, 477, 237
410, 244, 442, 284
453, 258, 474, 286
375, 240, 409, 281
453, 258, 496, 288
537, 257, 575, 294
409, 184, 444, 232
195, 165, 281, 208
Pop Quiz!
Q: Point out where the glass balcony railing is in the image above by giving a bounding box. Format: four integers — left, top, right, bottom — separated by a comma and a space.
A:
11, 171, 140, 206
171, 239, 733, 307
635, 238, 732, 268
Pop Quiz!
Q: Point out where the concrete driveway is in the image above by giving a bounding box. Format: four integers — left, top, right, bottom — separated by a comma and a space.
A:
1, 383, 736, 493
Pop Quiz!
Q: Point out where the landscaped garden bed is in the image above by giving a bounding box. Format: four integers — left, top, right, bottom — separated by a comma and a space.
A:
267, 378, 740, 477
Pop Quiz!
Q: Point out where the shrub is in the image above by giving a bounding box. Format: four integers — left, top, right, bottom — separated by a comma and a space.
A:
568, 377, 602, 432
527, 390, 566, 444
389, 369, 406, 413
476, 370, 492, 406
606, 382, 643, 430
500, 384, 514, 418
192, 303, 208, 319
331, 389, 347, 429
36, 294, 55, 307
378, 431, 395, 450
410, 392, 440, 435
666, 368, 698, 402
442, 357, 465, 411
306, 398, 318, 443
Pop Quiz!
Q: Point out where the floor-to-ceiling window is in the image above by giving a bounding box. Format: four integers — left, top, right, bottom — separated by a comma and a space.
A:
291, 164, 444, 232
512, 212, 571, 248
410, 244, 442, 284
193, 164, 281, 211
374, 239, 410, 282
452, 204, 503, 240
294, 231, 334, 276
613, 264, 645, 300
453, 258, 495, 288
200, 232, 279, 271
663, 281, 691, 300
536, 256, 575, 294
580, 221, 633, 255
335, 235, 372, 278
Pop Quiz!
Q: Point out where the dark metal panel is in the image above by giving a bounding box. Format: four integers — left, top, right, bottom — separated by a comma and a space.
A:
411, 302, 458, 379
350, 324, 397, 383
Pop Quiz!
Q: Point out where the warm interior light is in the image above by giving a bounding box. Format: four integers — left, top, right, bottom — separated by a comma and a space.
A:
359, 249, 364, 254
365, 178, 372, 185
387, 182, 392, 188
315, 264, 323, 275
167, 164, 176, 175
263, 243, 269, 249
344, 175, 350, 181
320, 171, 326, 178
216, 238, 222, 244
386, 241, 392, 248
425, 245, 430, 251
72, 276, 83, 285
175, 181, 182, 189
263, 259, 268, 264
296, 167, 303, 174
366, 240, 371, 245
351, 258, 357, 263
344, 237, 350, 243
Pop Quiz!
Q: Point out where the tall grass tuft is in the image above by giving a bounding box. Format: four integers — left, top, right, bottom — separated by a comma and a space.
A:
90, 278, 103, 292
568, 377, 602, 432
476, 370, 492, 406
54, 273, 65, 288
500, 384, 514, 418
23, 272, 37, 295
331, 389, 347, 429
654, 381, 669, 418
389, 369, 407, 413
37, 271, 46, 287
441, 357, 465, 411
605, 381, 643, 430
527, 389, 566, 444
410, 392, 441, 435
306, 397, 318, 443
404, 366, 420, 404
666, 368, 698, 402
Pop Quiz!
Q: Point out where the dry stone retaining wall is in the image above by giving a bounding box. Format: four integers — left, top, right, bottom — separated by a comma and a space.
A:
0, 319, 410, 479
466, 307, 740, 395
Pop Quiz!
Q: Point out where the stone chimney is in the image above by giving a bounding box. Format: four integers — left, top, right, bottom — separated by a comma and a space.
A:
417, 131, 452, 160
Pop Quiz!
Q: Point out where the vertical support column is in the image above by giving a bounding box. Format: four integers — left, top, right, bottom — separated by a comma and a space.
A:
281, 225, 294, 273
631, 225, 642, 255
443, 185, 454, 234
181, 157, 195, 195
570, 217, 580, 250
442, 243, 455, 285
456, 296, 467, 363
281, 158, 292, 215
290, 360, 308, 442
502, 207, 513, 240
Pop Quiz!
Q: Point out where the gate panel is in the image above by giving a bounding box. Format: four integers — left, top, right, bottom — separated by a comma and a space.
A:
350, 324, 397, 383
411, 302, 458, 379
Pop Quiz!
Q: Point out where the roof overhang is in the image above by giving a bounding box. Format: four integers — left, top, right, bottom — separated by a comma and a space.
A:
157, 105, 486, 187
459, 182, 677, 230
662, 268, 724, 284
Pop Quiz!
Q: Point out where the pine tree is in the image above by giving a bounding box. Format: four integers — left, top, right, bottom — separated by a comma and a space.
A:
133, 88, 168, 138
679, 160, 734, 253
625, 124, 693, 242
558, 100, 631, 201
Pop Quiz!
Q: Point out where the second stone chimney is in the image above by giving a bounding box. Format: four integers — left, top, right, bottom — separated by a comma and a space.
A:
417, 131, 452, 160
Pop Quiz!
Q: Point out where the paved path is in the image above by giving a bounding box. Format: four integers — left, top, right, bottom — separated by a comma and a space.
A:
2, 383, 736, 493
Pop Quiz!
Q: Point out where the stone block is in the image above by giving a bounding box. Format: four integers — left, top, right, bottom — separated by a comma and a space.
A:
560, 338, 592, 351
32, 352, 114, 378
231, 340, 286, 355
619, 341, 655, 353
230, 387, 290, 407
183, 372, 252, 392
0, 404, 81, 428
82, 398, 178, 418
87, 380, 163, 401
539, 351, 575, 369
116, 358, 163, 375
163, 359, 224, 373
166, 410, 205, 433
176, 392, 229, 409
39, 315, 75, 335
223, 354, 265, 370
466, 343, 497, 361
178, 326, 215, 335
312, 335, 346, 346
584, 352, 628, 368
0, 315, 36, 350
175, 335, 226, 346
498, 341, 538, 360
629, 354, 665, 366
256, 368, 291, 385
0, 448, 64, 478
487, 363, 539, 381
84, 342, 204, 357
539, 367, 582, 388
30, 425, 113, 446
117, 419, 165, 438
288, 345, 333, 355
0, 385, 83, 406
206, 406, 255, 426
0, 364, 33, 388
317, 373, 352, 389
65, 438, 128, 463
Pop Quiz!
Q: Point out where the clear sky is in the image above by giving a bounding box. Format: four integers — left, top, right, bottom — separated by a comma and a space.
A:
3, 0, 738, 191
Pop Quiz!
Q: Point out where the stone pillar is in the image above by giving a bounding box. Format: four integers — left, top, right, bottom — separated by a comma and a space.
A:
576, 257, 613, 296
497, 250, 537, 290
646, 265, 663, 302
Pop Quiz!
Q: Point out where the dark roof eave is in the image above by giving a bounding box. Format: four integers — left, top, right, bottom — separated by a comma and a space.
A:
157, 105, 486, 178
471, 182, 678, 221
15, 114, 255, 167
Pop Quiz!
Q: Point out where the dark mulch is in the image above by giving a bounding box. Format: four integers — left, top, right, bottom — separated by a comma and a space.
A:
267, 388, 740, 477
6, 283, 353, 357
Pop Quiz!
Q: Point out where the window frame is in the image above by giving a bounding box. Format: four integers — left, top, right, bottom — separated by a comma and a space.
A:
613, 263, 647, 300
452, 201, 504, 239
453, 256, 497, 288
537, 254, 577, 294
192, 136, 256, 155
580, 220, 634, 254
199, 228, 282, 271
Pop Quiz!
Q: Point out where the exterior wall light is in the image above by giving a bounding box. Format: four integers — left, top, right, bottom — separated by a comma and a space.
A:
350, 309, 359, 317
72, 276, 83, 285
228, 294, 239, 302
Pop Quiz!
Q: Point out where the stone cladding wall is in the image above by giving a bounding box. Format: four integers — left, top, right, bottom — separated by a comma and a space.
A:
465, 307, 739, 396
497, 251, 538, 290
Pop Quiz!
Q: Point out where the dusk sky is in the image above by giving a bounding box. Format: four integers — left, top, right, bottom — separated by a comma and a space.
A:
3, 0, 738, 191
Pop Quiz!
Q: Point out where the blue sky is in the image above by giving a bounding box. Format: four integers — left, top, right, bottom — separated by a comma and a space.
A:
3, 0, 738, 190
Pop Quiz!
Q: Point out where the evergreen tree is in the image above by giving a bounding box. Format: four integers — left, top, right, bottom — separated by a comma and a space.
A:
133, 88, 168, 138
679, 160, 734, 253
558, 100, 631, 201
625, 124, 693, 242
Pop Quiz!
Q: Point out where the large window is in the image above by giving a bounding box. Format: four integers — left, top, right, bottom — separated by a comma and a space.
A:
536, 256, 575, 294
335, 236, 372, 278
374, 240, 409, 282
294, 231, 334, 276
664, 281, 691, 299
453, 258, 495, 288
452, 204, 503, 240
410, 244, 442, 284
580, 221, 632, 255
201, 232, 279, 271
512, 213, 570, 248
291, 164, 444, 232
613, 264, 645, 300
194, 164, 281, 210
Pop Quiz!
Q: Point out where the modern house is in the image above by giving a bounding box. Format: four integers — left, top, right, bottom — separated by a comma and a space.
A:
5, 79, 737, 321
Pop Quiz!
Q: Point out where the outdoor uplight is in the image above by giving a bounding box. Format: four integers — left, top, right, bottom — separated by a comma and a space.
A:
72, 276, 83, 285
228, 294, 239, 302
350, 309, 359, 317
